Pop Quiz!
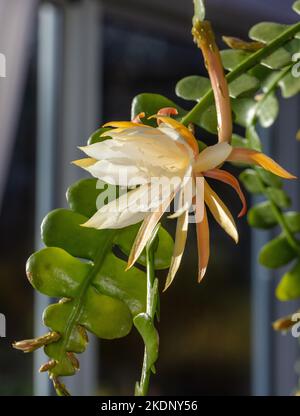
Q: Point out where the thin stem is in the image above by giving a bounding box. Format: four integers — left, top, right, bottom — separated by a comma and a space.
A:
181, 22, 300, 126
249, 64, 292, 125
255, 168, 300, 255
136, 225, 160, 396
57, 230, 116, 361
247, 62, 300, 254
50, 229, 117, 395
269, 199, 300, 254
138, 352, 151, 396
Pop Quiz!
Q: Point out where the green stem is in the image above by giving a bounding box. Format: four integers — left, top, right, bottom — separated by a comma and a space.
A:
255, 169, 300, 254
51, 229, 117, 393
247, 61, 300, 254
181, 22, 300, 126
269, 199, 300, 254
249, 64, 292, 125
136, 225, 160, 396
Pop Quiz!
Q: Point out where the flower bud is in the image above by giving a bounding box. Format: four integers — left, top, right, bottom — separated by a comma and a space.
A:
12, 331, 60, 353
67, 352, 80, 371
273, 315, 295, 332
39, 360, 57, 373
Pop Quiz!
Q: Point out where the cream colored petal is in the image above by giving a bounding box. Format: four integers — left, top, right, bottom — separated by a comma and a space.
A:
194, 175, 205, 223
146, 178, 178, 213
121, 137, 187, 166
82, 184, 151, 230
158, 124, 195, 159
79, 141, 127, 160
204, 180, 238, 243
83, 207, 147, 230
127, 190, 177, 269
193, 142, 232, 173
85, 159, 149, 186
164, 209, 189, 291
79, 141, 155, 184
103, 125, 186, 158
168, 175, 194, 219
105, 125, 163, 140
80, 131, 189, 173
150, 115, 199, 156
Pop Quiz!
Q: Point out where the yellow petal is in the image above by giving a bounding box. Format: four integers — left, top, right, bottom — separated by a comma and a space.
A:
204, 180, 239, 243
193, 142, 232, 173
132, 112, 146, 123
126, 191, 176, 270
101, 128, 125, 137
101, 125, 153, 138
163, 209, 189, 291
150, 115, 199, 156
103, 121, 149, 128
228, 148, 296, 179
72, 158, 97, 168
196, 205, 210, 282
